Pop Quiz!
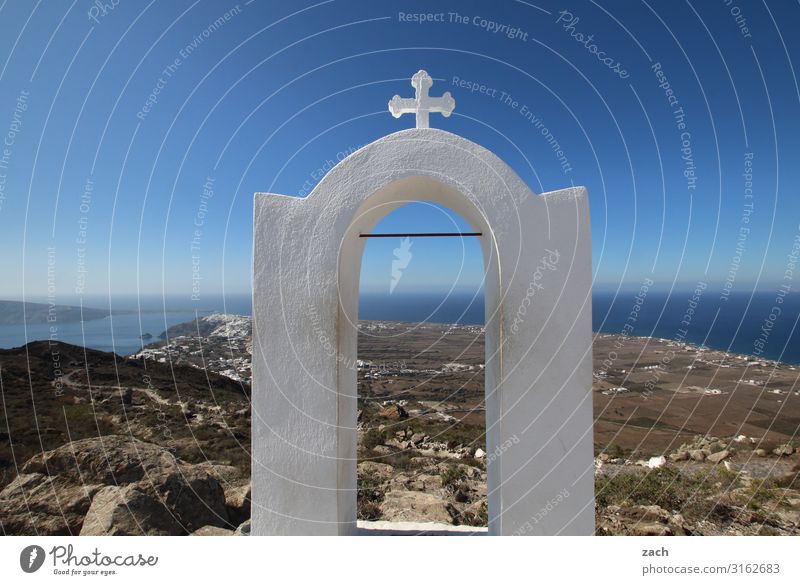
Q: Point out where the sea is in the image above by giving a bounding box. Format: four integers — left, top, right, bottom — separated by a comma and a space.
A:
0, 291, 797, 364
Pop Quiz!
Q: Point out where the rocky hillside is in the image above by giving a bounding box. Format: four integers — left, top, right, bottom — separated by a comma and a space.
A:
1, 319, 798, 535
357, 400, 800, 535
0, 341, 251, 494
0, 436, 250, 535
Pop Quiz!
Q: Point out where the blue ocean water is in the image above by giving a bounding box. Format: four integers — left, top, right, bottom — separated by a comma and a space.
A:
592, 291, 800, 365
1, 291, 797, 363
359, 290, 799, 364
359, 292, 484, 326
0, 311, 204, 357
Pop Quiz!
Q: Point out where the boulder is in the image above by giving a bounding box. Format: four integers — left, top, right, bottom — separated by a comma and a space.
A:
630, 522, 673, 536
0, 473, 103, 535
378, 404, 408, 420
234, 519, 251, 535
754, 448, 768, 457
21, 435, 171, 484
647, 456, 666, 469
379, 489, 452, 524
597, 504, 687, 536
773, 444, 794, 457
474, 448, 486, 459
707, 450, 730, 464
357, 461, 394, 481
2, 435, 230, 536
192, 525, 234, 536
689, 450, 706, 462
225, 483, 251, 527
669, 451, 689, 462
80, 485, 183, 535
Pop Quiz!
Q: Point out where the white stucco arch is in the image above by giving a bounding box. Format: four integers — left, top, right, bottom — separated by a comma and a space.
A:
252, 128, 594, 535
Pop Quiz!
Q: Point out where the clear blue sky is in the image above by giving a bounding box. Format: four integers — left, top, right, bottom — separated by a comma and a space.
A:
1, 0, 798, 304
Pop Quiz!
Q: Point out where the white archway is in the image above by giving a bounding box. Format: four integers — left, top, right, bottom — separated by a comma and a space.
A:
252, 128, 594, 535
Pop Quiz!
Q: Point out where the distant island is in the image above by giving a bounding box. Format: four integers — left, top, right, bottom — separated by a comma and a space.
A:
0, 300, 112, 325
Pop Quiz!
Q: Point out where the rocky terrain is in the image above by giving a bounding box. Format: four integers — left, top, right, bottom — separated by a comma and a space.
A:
1, 315, 798, 535
1, 436, 250, 536
0, 339, 251, 535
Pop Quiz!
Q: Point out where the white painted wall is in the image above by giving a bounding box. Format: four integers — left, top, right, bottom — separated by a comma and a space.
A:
252, 128, 593, 535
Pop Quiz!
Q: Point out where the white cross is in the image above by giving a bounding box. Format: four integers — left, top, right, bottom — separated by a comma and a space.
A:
388, 70, 455, 129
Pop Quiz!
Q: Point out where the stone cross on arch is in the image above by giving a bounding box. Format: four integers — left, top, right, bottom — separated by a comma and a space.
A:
388, 69, 455, 128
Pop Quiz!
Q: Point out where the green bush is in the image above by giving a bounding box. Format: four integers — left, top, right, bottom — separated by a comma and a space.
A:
362, 428, 387, 451
596, 467, 711, 510
357, 470, 385, 520
442, 464, 467, 491
457, 502, 488, 527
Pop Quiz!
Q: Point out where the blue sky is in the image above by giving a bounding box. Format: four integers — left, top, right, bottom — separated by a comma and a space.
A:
1, 0, 799, 305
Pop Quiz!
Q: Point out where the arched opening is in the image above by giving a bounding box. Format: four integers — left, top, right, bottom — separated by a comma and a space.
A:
336, 175, 504, 534
355, 201, 488, 529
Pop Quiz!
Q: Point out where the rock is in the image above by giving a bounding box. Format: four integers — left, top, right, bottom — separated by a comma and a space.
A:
225, 483, 251, 527
0, 473, 103, 535
199, 463, 247, 485
669, 451, 689, 462
689, 450, 706, 462
378, 404, 408, 420
773, 507, 800, 529
773, 444, 794, 457
234, 519, 251, 535
635, 505, 671, 523
379, 489, 452, 524
597, 504, 687, 536
410, 433, 425, 446
80, 485, 183, 536
754, 448, 768, 457
647, 456, 666, 469
357, 461, 394, 481
474, 448, 486, 459
405, 473, 443, 492
21, 435, 169, 484
707, 450, 730, 464
192, 525, 234, 536
630, 522, 673, 536
3, 435, 230, 536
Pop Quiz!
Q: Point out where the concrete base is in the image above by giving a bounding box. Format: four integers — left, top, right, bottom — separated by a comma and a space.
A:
357, 521, 488, 536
